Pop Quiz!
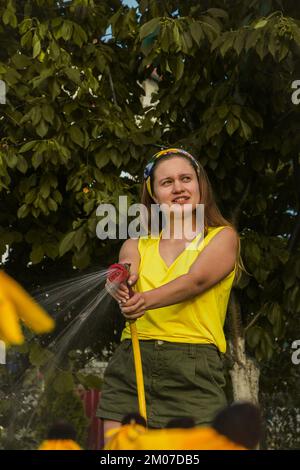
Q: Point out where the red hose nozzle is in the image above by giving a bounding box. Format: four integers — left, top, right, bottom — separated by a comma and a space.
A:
107, 263, 134, 297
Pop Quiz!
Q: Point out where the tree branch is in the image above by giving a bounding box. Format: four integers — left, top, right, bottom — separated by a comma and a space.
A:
230, 176, 252, 229
107, 68, 118, 106
244, 311, 262, 333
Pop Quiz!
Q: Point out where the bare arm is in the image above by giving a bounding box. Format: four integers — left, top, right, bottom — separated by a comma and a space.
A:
106, 238, 140, 302
118, 238, 140, 279
121, 228, 238, 317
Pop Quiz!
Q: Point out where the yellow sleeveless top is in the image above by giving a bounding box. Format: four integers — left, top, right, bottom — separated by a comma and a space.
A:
121, 226, 236, 352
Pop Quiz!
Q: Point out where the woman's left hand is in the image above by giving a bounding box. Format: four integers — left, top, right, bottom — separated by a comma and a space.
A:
119, 292, 146, 320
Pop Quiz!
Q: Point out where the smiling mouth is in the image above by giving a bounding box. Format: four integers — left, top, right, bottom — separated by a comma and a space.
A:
172, 196, 190, 203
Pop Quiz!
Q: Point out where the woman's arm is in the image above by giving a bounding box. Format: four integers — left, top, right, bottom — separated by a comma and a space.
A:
119, 238, 140, 284
121, 228, 238, 317
106, 238, 140, 302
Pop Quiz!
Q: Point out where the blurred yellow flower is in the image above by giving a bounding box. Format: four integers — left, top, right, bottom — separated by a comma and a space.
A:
0, 271, 55, 345
38, 439, 81, 450
105, 423, 147, 450
105, 425, 246, 450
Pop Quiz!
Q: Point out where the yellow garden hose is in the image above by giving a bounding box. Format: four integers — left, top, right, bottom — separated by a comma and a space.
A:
129, 320, 147, 422
107, 263, 147, 423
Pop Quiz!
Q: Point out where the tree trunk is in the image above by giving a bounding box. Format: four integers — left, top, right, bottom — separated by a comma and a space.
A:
229, 336, 260, 403
228, 291, 260, 404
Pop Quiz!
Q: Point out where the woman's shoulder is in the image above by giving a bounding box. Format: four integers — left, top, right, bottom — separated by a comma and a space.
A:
205, 225, 238, 244
121, 238, 139, 249
207, 225, 237, 235
121, 235, 157, 252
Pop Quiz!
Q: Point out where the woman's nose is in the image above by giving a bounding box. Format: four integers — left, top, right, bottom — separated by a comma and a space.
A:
172, 179, 184, 192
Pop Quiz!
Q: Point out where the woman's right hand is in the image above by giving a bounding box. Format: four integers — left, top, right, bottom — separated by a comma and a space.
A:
105, 273, 139, 304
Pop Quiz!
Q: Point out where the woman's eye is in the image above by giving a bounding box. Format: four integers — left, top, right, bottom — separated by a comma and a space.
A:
162, 180, 171, 185
182, 177, 191, 182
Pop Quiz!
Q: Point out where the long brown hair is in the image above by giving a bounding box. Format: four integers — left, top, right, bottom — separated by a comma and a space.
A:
140, 154, 245, 282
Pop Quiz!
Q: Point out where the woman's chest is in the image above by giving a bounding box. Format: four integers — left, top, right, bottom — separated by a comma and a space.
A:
158, 239, 189, 268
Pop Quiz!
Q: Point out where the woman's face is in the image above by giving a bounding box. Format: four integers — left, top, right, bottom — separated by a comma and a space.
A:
152, 156, 201, 211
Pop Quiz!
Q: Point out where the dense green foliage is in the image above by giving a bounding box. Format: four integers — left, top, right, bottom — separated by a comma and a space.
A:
0, 0, 300, 449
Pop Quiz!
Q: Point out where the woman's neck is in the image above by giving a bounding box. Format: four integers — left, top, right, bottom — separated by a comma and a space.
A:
162, 212, 202, 241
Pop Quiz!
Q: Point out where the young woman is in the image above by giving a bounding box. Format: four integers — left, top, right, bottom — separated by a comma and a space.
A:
97, 148, 241, 438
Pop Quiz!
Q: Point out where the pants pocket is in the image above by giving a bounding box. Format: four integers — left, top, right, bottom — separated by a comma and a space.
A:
202, 350, 226, 394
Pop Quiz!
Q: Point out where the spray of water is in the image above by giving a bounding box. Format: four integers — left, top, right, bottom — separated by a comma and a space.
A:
6, 266, 121, 445
45, 269, 112, 368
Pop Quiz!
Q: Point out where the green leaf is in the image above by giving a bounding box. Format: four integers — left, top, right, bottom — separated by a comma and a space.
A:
246, 325, 263, 349
83, 199, 95, 214
19, 141, 37, 153
260, 332, 274, 360
40, 182, 51, 199
240, 119, 252, 140
30, 245, 44, 264
139, 18, 160, 40
189, 22, 204, 46
53, 371, 74, 394
42, 104, 54, 124
207, 119, 223, 139
12, 53, 31, 69
6, 153, 18, 169
278, 44, 288, 62
17, 204, 29, 219
245, 30, 260, 52
36, 119, 48, 138
19, 18, 32, 35
207, 8, 229, 19
32, 152, 43, 169
61, 21, 73, 41
38, 197, 48, 214
217, 105, 229, 119
3, 8, 17, 28
268, 303, 281, 325
44, 243, 58, 259
110, 149, 122, 167
50, 79, 61, 99
76, 373, 102, 390
254, 19, 268, 29
49, 40, 60, 60
32, 34, 41, 59
74, 229, 87, 250
69, 126, 84, 147
72, 24, 88, 47
16, 155, 28, 173
52, 189, 63, 204
175, 58, 184, 81
255, 38, 267, 61
31, 68, 53, 89
220, 33, 235, 57
226, 115, 239, 136
268, 34, 277, 59
25, 188, 36, 204
29, 343, 53, 367
31, 107, 42, 127
59, 231, 75, 256
72, 247, 91, 269
65, 66, 81, 84
21, 30, 32, 48
48, 198, 58, 212
233, 31, 245, 56
95, 152, 110, 169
